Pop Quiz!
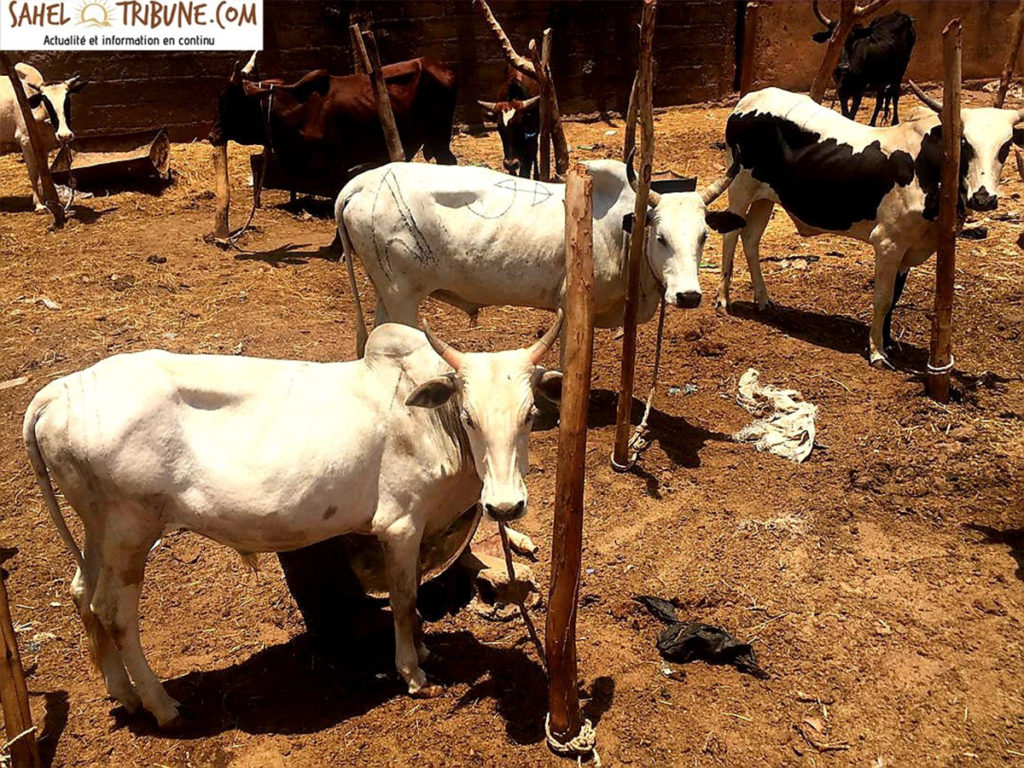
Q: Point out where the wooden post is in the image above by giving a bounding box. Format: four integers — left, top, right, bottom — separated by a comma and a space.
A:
212, 143, 230, 238
738, 1, 761, 95
354, 28, 405, 163
993, 0, 1024, 108
349, 23, 367, 74
622, 72, 639, 162
546, 163, 594, 748
0, 575, 41, 768
538, 29, 553, 182
612, 0, 656, 471
927, 18, 963, 403
809, 0, 890, 103
0, 52, 65, 228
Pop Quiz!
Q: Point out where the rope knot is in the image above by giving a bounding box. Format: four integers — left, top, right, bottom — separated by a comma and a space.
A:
546, 715, 600, 766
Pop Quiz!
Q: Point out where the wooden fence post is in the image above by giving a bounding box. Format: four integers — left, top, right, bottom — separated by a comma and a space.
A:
0, 52, 65, 228
538, 29, 553, 182
352, 28, 405, 163
546, 162, 595, 754
612, 0, 657, 471
349, 23, 367, 74
0, 575, 41, 768
993, 0, 1024, 108
927, 18, 963, 403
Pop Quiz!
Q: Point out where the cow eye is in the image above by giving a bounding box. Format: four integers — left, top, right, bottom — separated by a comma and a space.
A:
656, 233, 667, 245
523, 409, 535, 425
461, 409, 475, 429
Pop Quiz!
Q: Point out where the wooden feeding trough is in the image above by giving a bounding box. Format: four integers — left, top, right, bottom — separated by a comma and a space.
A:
50, 128, 170, 189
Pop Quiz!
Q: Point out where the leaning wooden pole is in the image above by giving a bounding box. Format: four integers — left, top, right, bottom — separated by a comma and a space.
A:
927, 18, 963, 403
349, 23, 367, 74
546, 163, 595, 758
612, 0, 657, 471
0, 53, 65, 228
993, 0, 1024, 108
538, 29, 553, 182
357, 29, 405, 163
0, 575, 41, 768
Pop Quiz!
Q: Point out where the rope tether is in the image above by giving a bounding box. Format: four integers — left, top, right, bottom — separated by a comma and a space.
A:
546, 714, 601, 766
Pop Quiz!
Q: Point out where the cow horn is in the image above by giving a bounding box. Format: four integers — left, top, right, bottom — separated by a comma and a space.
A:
422, 320, 465, 371
527, 309, 564, 364
519, 95, 541, 110
908, 80, 942, 113
477, 100, 499, 112
230, 61, 242, 85
241, 50, 258, 76
699, 164, 738, 206
626, 147, 661, 208
812, 0, 833, 28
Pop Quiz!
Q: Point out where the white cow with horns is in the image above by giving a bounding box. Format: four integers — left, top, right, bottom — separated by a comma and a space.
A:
23, 317, 563, 727
335, 155, 745, 355
1, 63, 87, 211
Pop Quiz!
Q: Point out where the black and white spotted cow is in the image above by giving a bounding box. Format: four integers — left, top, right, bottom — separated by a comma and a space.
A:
717, 87, 1024, 367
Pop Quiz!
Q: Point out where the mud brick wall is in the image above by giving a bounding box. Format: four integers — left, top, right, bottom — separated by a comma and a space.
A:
9, 0, 738, 142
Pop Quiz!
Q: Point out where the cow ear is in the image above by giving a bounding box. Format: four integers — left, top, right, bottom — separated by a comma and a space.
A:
811, 30, 832, 43
406, 375, 458, 409
533, 369, 562, 404
1013, 127, 1024, 147
705, 210, 746, 234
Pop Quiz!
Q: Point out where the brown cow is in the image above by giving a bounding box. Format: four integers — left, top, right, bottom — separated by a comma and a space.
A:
209, 53, 458, 200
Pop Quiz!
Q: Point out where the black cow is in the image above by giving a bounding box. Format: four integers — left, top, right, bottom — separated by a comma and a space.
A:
812, 2, 916, 126
477, 67, 540, 178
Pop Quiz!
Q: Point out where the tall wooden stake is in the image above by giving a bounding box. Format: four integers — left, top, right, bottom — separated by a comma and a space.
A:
353, 28, 405, 163
993, 0, 1024, 108
612, 0, 657, 471
0, 52, 65, 228
809, 0, 890, 103
927, 18, 963, 403
547, 163, 595, 748
537, 29, 553, 182
349, 23, 367, 74
0, 575, 41, 768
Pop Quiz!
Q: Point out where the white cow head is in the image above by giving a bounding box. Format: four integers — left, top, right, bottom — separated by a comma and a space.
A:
406, 312, 563, 522
24, 74, 88, 146
626, 152, 746, 308
960, 108, 1024, 212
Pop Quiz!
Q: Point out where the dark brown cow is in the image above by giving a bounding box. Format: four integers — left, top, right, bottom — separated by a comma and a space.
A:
477, 67, 540, 178
209, 55, 458, 199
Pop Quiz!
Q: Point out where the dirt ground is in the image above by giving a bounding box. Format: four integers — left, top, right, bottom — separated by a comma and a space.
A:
0, 89, 1021, 768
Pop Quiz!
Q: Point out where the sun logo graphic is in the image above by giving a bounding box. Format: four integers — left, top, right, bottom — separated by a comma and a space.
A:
76, 0, 113, 27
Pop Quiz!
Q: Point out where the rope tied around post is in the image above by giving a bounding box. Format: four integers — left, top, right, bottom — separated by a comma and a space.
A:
546, 714, 601, 766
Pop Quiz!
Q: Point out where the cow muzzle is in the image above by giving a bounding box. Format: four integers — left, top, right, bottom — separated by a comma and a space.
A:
483, 499, 526, 523
968, 189, 997, 212
503, 158, 522, 175
55, 130, 74, 146
674, 291, 702, 309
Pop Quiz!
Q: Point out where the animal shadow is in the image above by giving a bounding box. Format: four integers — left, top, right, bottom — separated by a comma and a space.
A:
33, 690, 70, 768
118, 625, 547, 742
964, 523, 1024, 581
236, 240, 340, 266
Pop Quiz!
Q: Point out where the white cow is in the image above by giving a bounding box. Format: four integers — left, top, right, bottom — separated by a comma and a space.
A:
1, 63, 87, 211
335, 156, 744, 354
23, 317, 562, 727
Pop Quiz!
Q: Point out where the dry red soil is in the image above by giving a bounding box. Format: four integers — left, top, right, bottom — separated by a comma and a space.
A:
0, 92, 1021, 767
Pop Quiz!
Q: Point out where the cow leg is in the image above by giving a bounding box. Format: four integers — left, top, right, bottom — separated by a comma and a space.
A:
883, 267, 910, 351
868, 239, 904, 368
91, 520, 179, 726
18, 139, 47, 212
381, 521, 439, 697
739, 198, 775, 311
71, 536, 141, 713
869, 91, 885, 127
716, 182, 756, 310
849, 91, 864, 123
891, 89, 900, 125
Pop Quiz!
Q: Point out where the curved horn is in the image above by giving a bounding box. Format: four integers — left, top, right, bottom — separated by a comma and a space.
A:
812, 0, 833, 28
699, 164, 738, 206
240, 50, 258, 76
477, 100, 499, 112
908, 80, 942, 113
527, 309, 564, 364
422, 320, 465, 371
625, 147, 661, 207
229, 60, 242, 85
519, 95, 541, 110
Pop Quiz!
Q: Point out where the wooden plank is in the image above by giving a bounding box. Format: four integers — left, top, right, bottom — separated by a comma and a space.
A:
0, 575, 41, 768
0, 52, 65, 227
612, 0, 657, 470
360, 29, 406, 163
927, 18, 963, 403
546, 162, 595, 745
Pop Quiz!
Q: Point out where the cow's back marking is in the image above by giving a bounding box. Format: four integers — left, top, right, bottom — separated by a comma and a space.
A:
373, 168, 437, 272
462, 178, 553, 219
727, 110, 916, 231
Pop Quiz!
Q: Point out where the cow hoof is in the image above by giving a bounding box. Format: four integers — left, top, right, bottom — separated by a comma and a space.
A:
113, 687, 143, 713
410, 683, 443, 699
154, 705, 183, 729
33, 205, 48, 214
869, 353, 895, 370
756, 297, 774, 312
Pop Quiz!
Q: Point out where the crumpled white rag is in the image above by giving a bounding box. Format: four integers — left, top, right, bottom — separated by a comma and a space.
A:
733, 369, 817, 463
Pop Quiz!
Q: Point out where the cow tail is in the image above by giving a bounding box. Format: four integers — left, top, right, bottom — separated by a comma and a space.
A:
22, 395, 85, 571
337, 196, 370, 357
